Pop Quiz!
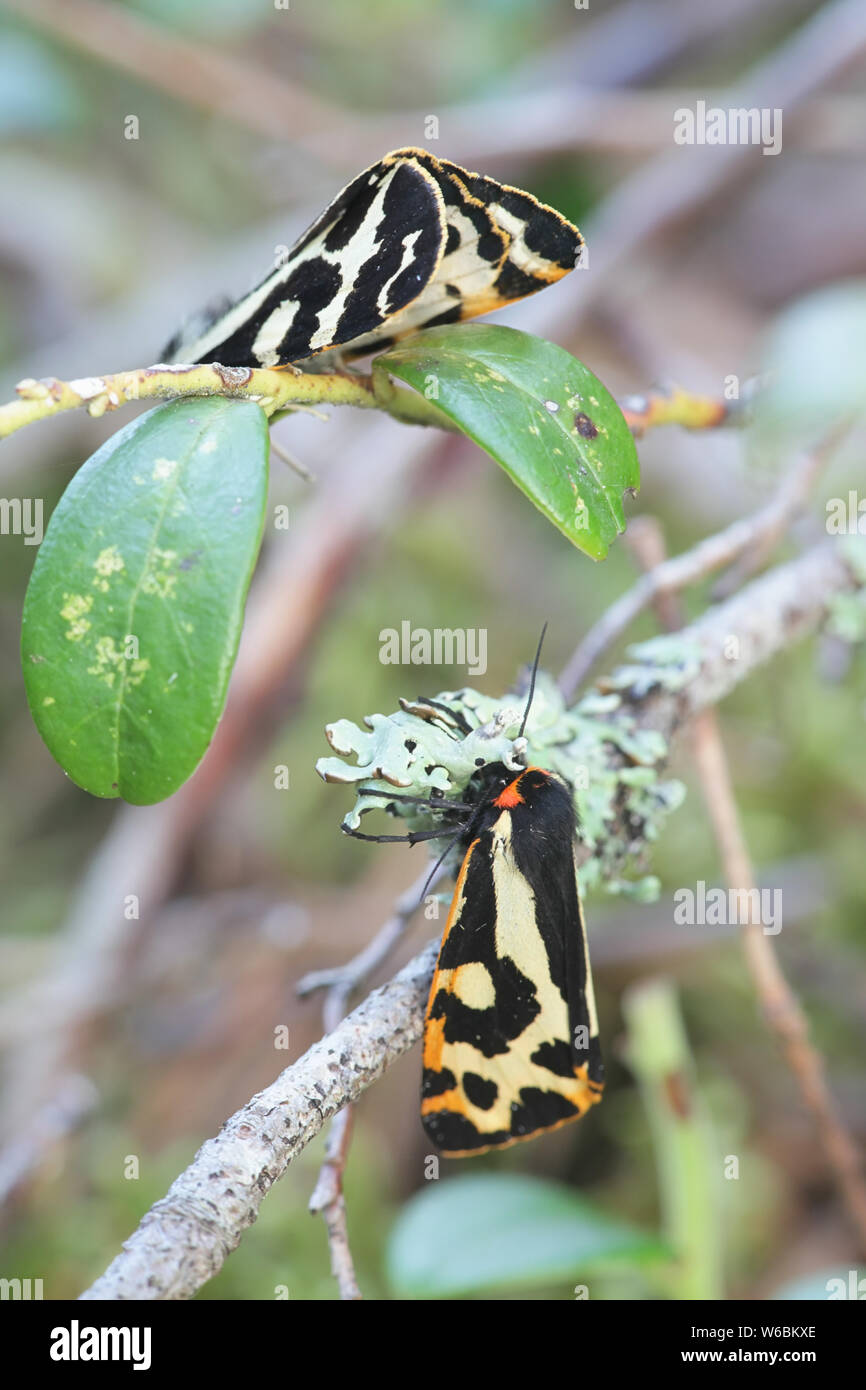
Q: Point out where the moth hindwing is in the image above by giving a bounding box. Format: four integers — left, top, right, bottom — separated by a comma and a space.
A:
422, 762, 604, 1157
164, 148, 584, 370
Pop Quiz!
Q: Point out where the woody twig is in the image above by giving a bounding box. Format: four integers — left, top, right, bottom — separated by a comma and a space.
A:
558, 446, 829, 699
301, 864, 446, 1300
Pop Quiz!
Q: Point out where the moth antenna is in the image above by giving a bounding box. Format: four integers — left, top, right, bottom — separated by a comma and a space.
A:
518, 621, 548, 739
413, 698, 474, 736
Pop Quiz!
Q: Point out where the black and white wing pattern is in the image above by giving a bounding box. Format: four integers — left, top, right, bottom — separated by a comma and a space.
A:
340, 151, 584, 358
164, 149, 584, 370
164, 154, 446, 368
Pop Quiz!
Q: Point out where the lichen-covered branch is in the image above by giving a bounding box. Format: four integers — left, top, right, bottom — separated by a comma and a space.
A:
79, 536, 861, 1301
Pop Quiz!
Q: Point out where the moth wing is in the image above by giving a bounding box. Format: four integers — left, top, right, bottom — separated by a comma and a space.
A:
444, 160, 585, 314
338, 151, 584, 359
164, 152, 446, 368
421, 801, 602, 1157
330, 149, 509, 358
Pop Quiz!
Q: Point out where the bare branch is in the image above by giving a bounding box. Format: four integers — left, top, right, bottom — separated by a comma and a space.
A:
0, 353, 757, 446
0, 361, 448, 441
298, 865, 445, 1028
301, 863, 444, 1299
79, 939, 439, 1302
693, 710, 866, 1252
308, 1109, 361, 1302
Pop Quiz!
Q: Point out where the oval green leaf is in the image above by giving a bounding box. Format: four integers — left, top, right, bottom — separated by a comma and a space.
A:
386, 1173, 666, 1298
22, 397, 269, 804
376, 323, 639, 559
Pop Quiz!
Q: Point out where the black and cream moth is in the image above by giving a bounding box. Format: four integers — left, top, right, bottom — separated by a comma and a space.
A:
419, 761, 603, 1156
163, 147, 584, 369
345, 748, 604, 1157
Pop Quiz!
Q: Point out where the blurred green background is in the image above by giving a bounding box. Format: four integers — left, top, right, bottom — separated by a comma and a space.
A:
0, 0, 864, 1300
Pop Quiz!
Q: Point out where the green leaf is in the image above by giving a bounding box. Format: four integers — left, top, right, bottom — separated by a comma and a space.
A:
376, 324, 639, 559
386, 1173, 666, 1298
22, 398, 269, 804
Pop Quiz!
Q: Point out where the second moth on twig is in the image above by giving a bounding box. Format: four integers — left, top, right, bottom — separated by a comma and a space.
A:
315, 636, 681, 1156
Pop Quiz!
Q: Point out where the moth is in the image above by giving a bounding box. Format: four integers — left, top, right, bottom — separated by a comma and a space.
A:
343, 637, 604, 1156
163, 148, 584, 370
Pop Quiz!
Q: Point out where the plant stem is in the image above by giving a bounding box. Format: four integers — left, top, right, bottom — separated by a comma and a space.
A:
622, 978, 723, 1300
0, 361, 451, 440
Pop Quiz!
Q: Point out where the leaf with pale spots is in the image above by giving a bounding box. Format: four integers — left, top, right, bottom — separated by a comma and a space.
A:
376, 323, 639, 559
22, 397, 269, 803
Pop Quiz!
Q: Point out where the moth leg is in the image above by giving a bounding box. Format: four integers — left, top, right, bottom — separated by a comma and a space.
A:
356, 788, 473, 812
340, 825, 449, 846
330, 347, 368, 378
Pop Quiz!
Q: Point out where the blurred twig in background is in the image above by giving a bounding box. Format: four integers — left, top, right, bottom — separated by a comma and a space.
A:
558, 444, 830, 696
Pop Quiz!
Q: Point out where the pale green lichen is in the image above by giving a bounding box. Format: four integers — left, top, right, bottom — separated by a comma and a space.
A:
317, 669, 685, 901
599, 633, 704, 699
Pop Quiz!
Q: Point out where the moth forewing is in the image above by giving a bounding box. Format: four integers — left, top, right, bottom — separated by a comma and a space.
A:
164, 154, 446, 368
164, 148, 583, 370
572, 847, 602, 1061
421, 764, 603, 1157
